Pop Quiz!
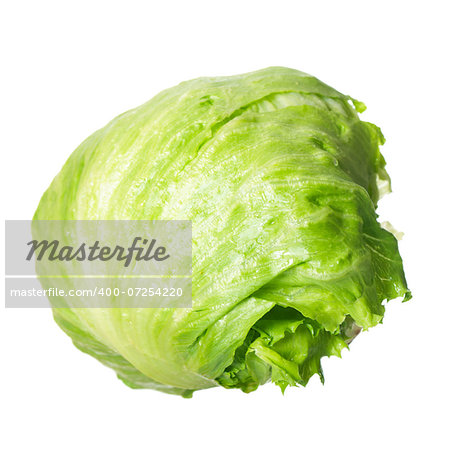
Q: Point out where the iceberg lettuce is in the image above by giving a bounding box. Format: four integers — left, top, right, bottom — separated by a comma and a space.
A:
34, 67, 410, 396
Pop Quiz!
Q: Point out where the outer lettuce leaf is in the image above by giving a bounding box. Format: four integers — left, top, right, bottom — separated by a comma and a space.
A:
34, 67, 410, 395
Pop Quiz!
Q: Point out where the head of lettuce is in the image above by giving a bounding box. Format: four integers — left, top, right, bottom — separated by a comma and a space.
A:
34, 67, 410, 397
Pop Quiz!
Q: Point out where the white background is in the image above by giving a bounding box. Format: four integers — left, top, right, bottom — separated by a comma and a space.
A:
1, 1, 449, 449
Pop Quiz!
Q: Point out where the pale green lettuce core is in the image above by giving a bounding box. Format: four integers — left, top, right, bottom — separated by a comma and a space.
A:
34, 67, 411, 397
